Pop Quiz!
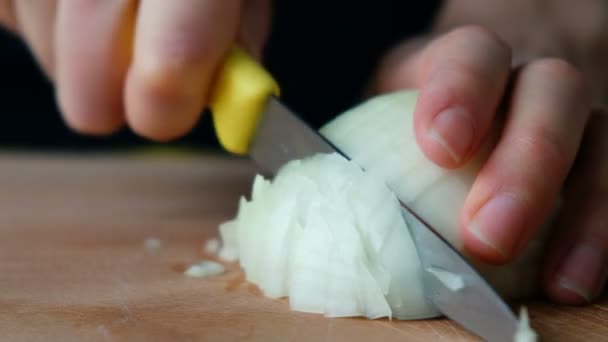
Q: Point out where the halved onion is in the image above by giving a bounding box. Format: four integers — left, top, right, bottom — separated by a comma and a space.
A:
219, 90, 548, 325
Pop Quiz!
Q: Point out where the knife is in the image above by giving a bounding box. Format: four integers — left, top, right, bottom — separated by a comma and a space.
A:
209, 47, 519, 340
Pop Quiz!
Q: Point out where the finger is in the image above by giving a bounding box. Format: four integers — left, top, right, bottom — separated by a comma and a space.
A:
125, 0, 240, 141
377, 26, 512, 168
0, 0, 17, 33
55, 0, 136, 135
371, 36, 426, 91
237, 0, 272, 60
14, 0, 57, 78
544, 110, 608, 304
544, 194, 608, 304
462, 59, 591, 264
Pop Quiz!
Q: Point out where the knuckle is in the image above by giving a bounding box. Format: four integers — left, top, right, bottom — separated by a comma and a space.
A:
448, 25, 511, 56
133, 47, 213, 101
428, 26, 511, 95
527, 58, 588, 95
449, 25, 494, 40
515, 128, 573, 182
150, 32, 215, 68
133, 58, 185, 99
579, 194, 608, 246
422, 58, 499, 113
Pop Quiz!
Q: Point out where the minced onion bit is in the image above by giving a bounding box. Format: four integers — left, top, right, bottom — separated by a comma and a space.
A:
203, 238, 221, 255
144, 237, 161, 251
184, 261, 226, 278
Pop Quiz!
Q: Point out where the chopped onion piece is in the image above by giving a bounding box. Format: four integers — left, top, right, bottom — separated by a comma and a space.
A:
217, 221, 239, 262
144, 237, 161, 250
184, 261, 225, 278
204, 238, 221, 255
514, 307, 537, 342
220, 153, 438, 319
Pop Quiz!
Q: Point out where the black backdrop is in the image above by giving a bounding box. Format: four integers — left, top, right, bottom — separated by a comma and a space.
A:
0, 1, 441, 150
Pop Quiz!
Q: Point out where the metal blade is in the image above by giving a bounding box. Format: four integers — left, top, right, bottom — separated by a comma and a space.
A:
249, 97, 339, 175
401, 205, 518, 342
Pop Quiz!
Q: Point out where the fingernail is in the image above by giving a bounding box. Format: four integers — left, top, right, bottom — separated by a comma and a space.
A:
556, 243, 606, 303
468, 193, 526, 257
428, 107, 474, 163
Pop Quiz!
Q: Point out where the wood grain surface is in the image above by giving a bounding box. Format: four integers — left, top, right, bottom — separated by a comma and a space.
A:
0, 152, 606, 341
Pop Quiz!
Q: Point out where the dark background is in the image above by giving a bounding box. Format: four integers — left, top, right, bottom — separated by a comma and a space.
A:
0, 1, 441, 150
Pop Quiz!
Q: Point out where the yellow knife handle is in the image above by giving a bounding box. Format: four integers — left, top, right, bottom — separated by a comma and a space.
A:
209, 47, 280, 155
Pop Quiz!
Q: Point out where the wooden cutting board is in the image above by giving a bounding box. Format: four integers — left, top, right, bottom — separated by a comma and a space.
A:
1, 152, 606, 341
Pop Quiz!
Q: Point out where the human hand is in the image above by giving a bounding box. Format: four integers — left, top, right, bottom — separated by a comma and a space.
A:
372, 17, 607, 304
0, 0, 271, 141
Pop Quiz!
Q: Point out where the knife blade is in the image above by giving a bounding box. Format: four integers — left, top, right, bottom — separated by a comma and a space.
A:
210, 47, 519, 340
248, 97, 337, 175
402, 205, 519, 341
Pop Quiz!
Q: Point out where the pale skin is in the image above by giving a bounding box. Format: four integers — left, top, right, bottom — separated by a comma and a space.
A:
0, 0, 606, 304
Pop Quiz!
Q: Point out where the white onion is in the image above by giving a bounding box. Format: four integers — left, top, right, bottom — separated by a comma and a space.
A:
218, 90, 548, 322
